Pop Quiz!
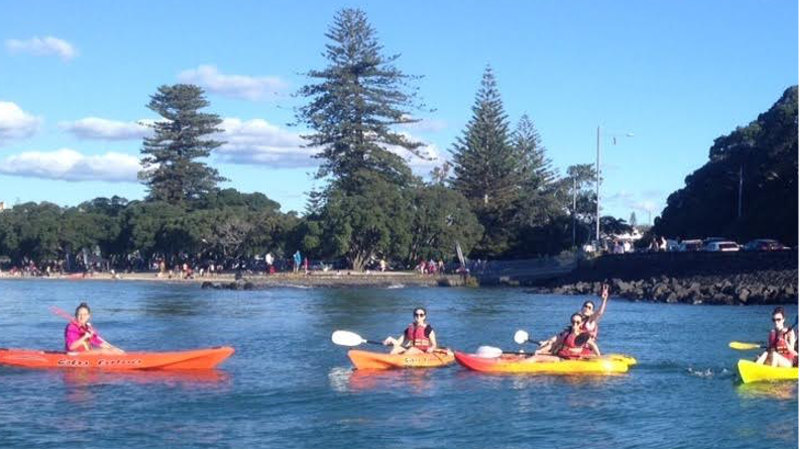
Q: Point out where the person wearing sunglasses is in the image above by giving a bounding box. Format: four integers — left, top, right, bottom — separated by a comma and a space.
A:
550, 313, 594, 359
755, 307, 797, 367
534, 284, 608, 357
382, 307, 440, 355
578, 283, 609, 356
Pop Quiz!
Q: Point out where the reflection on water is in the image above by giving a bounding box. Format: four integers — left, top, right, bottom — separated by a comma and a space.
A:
60, 369, 231, 404
736, 381, 798, 400
328, 366, 437, 393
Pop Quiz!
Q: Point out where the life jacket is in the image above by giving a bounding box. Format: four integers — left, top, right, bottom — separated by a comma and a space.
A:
404, 324, 433, 351
557, 329, 593, 360
581, 314, 599, 339
768, 328, 794, 359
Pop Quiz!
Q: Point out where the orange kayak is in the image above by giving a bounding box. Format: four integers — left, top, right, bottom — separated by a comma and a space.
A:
347, 349, 455, 370
0, 346, 234, 370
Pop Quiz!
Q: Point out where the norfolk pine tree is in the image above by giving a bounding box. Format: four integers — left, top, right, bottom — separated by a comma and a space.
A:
295, 8, 429, 269
295, 8, 426, 192
138, 84, 226, 205
451, 66, 521, 257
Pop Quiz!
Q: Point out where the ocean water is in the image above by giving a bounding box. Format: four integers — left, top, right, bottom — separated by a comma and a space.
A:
0, 279, 796, 448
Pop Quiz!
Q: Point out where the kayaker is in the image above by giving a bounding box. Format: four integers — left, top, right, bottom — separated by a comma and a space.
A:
64, 302, 124, 354
534, 285, 607, 356
383, 307, 442, 355
552, 313, 594, 360
755, 307, 797, 367
579, 283, 609, 356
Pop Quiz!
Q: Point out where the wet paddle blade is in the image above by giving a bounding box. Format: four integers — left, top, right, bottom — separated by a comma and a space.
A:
513, 330, 530, 345
475, 346, 503, 358
331, 330, 367, 347
729, 341, 763, 350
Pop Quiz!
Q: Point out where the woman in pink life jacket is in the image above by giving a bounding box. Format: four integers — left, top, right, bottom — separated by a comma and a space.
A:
64, 302, 124, 354
755, 306, 797, 368
383, 307, 443, 355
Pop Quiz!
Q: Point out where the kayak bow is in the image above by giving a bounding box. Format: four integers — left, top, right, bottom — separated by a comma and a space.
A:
737, 359, 798, 384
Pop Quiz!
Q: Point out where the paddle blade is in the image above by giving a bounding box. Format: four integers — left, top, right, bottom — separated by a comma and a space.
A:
475, 346, 503, 358
575, 332, 592, 347
729, 341, 763, 350
513, 330, 530, 345
331, 330, 367, 347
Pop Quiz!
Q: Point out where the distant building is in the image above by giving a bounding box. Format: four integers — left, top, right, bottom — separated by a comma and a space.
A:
0, 201, 5, 212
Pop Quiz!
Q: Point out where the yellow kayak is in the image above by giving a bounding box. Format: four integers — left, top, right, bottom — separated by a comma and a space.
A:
454, 352, 633, 375
347, 349, 455, 370
737, 359, 799, 384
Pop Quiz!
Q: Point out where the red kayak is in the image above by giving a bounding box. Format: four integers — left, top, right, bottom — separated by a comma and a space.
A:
0, 346, 234, 370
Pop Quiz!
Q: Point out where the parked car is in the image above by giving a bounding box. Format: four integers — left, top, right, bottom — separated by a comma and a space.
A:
666, 239, 681, 252
702, 237, 728, 246
704, 241, 740, 252
742, 239, 790, 251
678, 239, 704, 252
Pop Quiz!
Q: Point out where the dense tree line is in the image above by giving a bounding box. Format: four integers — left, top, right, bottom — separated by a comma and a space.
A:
4, 8, 791, 272
653, 86, 798, 246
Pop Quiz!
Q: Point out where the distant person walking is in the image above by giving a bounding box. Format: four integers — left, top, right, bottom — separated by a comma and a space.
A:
265, 252, 274, 275
293, 250, 302, 273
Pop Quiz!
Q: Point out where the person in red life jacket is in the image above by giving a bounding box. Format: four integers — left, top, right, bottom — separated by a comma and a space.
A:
382, 307, 445, 355
755, 307, 797, 367
64, 302, 124, 354
579, 283, 609, 356
552, 313, 594, 360
534, 285, 608, 356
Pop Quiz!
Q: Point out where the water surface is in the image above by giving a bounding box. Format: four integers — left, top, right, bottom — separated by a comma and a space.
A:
0, 279, 796, 448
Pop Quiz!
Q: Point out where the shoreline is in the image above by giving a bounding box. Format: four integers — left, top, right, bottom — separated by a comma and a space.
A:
0, 270, 464, 288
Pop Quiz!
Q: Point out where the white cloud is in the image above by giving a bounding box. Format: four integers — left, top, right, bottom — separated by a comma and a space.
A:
215, 118, 316, 168
387, 132, 444, 174
177, 65, 287, 101
0, 101, 41, 144
0, 148, 140, 182
60, 117, 153, 140
5, 36, 77, 61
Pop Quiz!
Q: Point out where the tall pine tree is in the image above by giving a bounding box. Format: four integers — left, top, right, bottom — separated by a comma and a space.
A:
138, 84, 226, 205
513, 114, 555, 191
451, 66, 520, 257
295, 8, 425, 192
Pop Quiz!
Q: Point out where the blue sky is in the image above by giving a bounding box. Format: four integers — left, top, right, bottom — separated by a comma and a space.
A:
0, 0, 796, 223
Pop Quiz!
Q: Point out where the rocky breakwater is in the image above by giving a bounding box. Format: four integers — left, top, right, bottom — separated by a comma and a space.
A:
530, 251, 797, 305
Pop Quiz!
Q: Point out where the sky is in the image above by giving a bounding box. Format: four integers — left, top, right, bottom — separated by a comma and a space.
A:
0, 0, 797, 223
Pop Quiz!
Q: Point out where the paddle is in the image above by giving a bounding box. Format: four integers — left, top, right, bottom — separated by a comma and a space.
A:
331, 330, 452, 357
331, 330, 384, 347
729, 316, 799, 351
729, 341, 764, 350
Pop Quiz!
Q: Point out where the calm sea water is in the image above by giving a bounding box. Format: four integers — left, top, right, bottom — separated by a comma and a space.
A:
0, 279, 796, 448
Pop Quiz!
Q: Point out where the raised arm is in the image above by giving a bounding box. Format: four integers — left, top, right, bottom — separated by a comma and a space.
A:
591, 284, 610, 323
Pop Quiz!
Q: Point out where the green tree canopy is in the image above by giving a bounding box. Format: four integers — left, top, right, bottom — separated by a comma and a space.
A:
654, 86, 798, 245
